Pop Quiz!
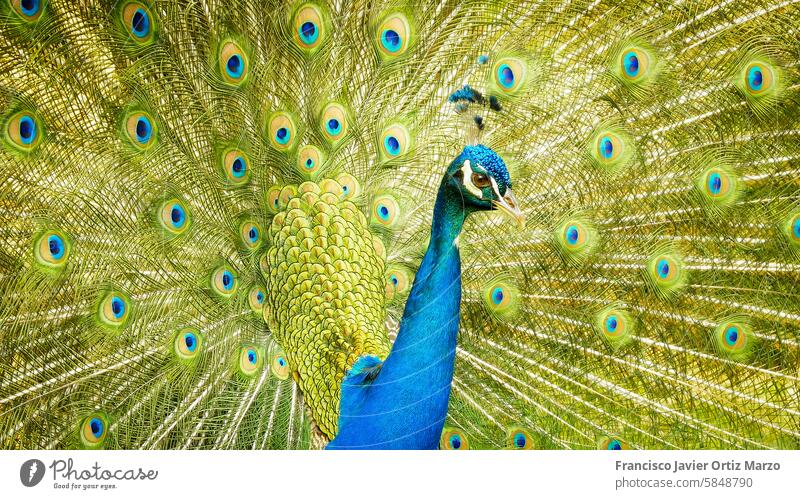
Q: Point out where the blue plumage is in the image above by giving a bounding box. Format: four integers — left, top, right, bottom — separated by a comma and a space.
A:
328, 145, 517, 449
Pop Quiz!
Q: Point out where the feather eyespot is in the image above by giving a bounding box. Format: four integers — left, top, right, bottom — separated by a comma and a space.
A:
293, 4, 325, 50
745, 62, 773, 95
785, 212, 800, 247
321, 103, 348, 141
481, 276, 520, 318
554, 217, 597, 262
98, 292, 131, 328
492, 58, 525, 93
599, 436, 630, 450
268, 112, 296, 151
239, 344, 264, 376
589, 126, 633, 171
248, 286, 265, 313
713, 320, 751, 359
174, 327, 202, 360
620, 48, 650, 81
11, 0, 44, 21
240, 221, 262, 250
271, 352, 291, 379
376, 13, 411, 57
594, 306, 633, 348
34, 230, 70, 268
385, 266, 410, 300
80, 414, 109, 448
266, 186, 282, 213
440, 428, 469, 450
645, 251, 686, 297
507, 427, 533, 449
221, 149, 250, 185
218, 40, 249, 86
211, 266, 238, 298
159, 199, 190, 235
5, 111, 43, 151
124, 111, 157, 149
121, 2, 154, 43
336, 173, 360, 200
371, 194, 400, 227
380, 124, 410, 159
596, 133, 622, 162
695, 164, 738, 208
297, 145, 323, 178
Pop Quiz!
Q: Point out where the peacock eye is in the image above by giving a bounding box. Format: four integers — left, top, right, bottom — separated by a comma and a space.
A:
471, 172, 490, 188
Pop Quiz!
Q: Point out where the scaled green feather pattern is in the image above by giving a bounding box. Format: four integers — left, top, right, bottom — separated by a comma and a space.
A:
263, 182, 391, 439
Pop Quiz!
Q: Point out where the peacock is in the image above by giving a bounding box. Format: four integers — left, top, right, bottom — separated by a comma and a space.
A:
1, 0, 799, 450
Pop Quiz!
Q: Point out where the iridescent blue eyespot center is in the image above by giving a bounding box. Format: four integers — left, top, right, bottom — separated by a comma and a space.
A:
326, 118, 341, 135
747, 66, 763, 91
21, 0, 39, 16
300, 21, 318, 44
184, 332, 197, 352
381, 29, 401, 52
90, 418, 104, 438
378, 205, 390, 220
232, 157, 245, 177
514, 433, 526, 448
111, 297, 125, 318
342, 185, 349, 194
278, 357, 286, 367
305, 158, 314, 168
623, 51, 639, 77
226, 55, 243, 78
384, 136, 400, 156
497, 64, 514, 88
248, 227, 258, 241
131, 8, 150, 38
657, 259, 670, 279
491, 287, 504, 305
135, 117, 152, 143
725, 326, 739, 346
275, 127, 290, 145
48, 235, 64, 259
566, 225, 579, 245
19, 116, 36, 144
390, 275, 398, 286
599, 137, 613, 159
256, 291, 264, 303
247, 349, 256, 364
793, 218, 800, 239
449, 435, 461, 449
708, 172, 722, 194
222, 271, 233, 290
609, 440, 622, 450
170, 205, 185, 227
605, 315, 618, 332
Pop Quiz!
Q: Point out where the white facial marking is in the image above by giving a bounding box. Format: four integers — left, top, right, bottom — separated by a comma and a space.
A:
488, 176, 503, 200
460, 160, 483, 198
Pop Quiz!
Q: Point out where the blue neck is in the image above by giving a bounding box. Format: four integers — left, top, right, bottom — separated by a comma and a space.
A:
390, 177, 464, 356
328, 176, 468, 449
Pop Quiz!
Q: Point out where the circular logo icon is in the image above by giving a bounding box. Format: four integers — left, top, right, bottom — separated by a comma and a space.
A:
20, 459, 46, 487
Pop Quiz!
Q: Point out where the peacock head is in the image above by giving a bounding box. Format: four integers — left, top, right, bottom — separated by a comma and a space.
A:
447, 144, 524, 228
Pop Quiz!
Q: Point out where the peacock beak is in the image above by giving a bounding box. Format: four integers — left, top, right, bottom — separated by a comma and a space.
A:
492, 188, 525, 229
